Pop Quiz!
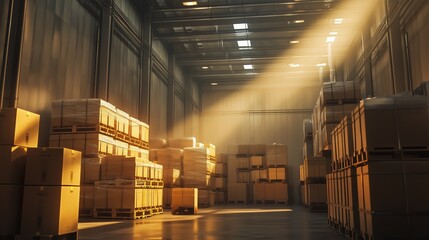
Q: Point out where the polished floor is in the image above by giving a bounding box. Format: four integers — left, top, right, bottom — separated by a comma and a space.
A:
78, 205, 346, 240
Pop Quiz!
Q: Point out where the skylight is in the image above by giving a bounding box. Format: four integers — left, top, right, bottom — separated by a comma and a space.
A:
326, 36, 336, 43
183, 1, 197, 6
243, 64, 253, 70
237, 40, 251, 47
233, 23, 248, 30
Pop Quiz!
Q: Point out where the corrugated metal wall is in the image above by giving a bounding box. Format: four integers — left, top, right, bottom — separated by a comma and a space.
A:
406, 2, 429, 89
108, 31, 140, 116
150, 72, 168, 139
174, 93, 185, 138
17, 0, 99, 144
0, 0, 9, 75
0, 0, 199, 145
202, 84, 320, 203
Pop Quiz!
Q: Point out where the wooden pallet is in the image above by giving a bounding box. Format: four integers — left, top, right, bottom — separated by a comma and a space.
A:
51, 123, 116, 137
79, 208, 93, 218
94, 208, 152, 219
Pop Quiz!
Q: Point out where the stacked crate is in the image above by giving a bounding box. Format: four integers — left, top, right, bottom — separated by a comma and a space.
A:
212, 153, 227, 204
150, 137, 217, 209
183, 146, 216, 207
327, 95, 429, 240
17, 148, 81, 240
50, 99, 149, 157
156, 148, 183, 209
0, 108, 39, 240
94, 156, 163, 219
301, 118, 331, 210
171, 188, 198, 215
49, 99, 161, 219
312, 81, 360, 156
227, 144, 288, 204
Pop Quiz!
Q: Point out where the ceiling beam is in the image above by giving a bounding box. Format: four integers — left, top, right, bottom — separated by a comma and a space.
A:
152, 1, 339, 13
152, 9, 333, 26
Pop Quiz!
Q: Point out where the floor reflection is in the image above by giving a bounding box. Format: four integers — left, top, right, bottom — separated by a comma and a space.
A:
78, 205, 346, 240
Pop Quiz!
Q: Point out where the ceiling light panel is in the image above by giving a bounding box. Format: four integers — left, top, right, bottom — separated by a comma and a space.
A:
243, 64, 253, 70
233, 23, 248, 30
326, 36, 336, 43
183, 1, 197, 6
237, 40, 251, 47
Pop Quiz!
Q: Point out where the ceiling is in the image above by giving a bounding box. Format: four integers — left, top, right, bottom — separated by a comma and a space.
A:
150, 0, 351, 85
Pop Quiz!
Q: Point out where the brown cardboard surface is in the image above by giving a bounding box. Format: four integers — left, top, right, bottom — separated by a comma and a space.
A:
25, 148, 81, 186
0, 146, 27, 184
0, 108, 40, 147
171, 188, 198, 213
0, 185, 23, 235
20, 186, 79, 235
81, 157, 102, 184
79, 185, 95, 213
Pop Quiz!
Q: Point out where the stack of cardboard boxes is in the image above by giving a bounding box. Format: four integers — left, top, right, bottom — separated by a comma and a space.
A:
49, 99, 162, 219
18, 148, 81, 239
227, 144, 288, 204
94, 156, 163, 218
0, 108, 39, 239
151, 137, 217, 211
312, 81, 360, 156
301, 118, 330, 209
327, 95, 429, 239
212, 154, 227, 204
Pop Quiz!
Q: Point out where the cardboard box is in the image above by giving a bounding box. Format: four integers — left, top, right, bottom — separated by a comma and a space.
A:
198, 189, 214, 207
101, 156, 145, 180
250, 156, 264, 167
0, 146, 27, 184
51, 99, 116, 128
212, 177, 226, 189
163, 187, 172, 208
251, 169, 267, 182
163, 168, 181, 186
0, 185, 23, 235
171, 188, 198, 214
268, 167, 287, 181
237, 171, 250, 183
25, 148, 81, 186
274, 182, 288, 203
169, 137, 196, 149
79, 185, 95, 216
0, 108, 39, 147
227, 183, 247, 202
81, 157, 102, 184
215, 163, 226, 176
266, 144, 287, 166
20, 186, 79, 235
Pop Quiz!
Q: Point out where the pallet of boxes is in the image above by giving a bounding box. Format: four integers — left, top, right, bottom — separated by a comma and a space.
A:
150, 137, 217, 215
227, 144, 288, 205
0, 108, 81, 240
327, 94, 429, 240
304, 81, 360, 211
50, 99, 163, 220
212, 153, 227, 204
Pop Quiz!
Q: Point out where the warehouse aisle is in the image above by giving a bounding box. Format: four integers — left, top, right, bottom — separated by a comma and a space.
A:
78, 205, 346, 240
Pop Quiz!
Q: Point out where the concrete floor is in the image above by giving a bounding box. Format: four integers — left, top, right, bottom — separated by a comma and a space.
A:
78, 205, 346, 240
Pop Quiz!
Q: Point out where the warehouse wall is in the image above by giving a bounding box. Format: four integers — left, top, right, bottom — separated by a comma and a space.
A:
0, 0, 9, 76
0, 0, 199, 146
405, 1, 429, 89
202, 83, 320, 204
340, 0, 429, 97
17, 0, 99, 144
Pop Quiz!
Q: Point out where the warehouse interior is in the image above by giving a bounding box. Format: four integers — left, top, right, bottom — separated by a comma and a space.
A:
1, 0, 429, 239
